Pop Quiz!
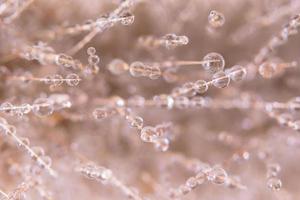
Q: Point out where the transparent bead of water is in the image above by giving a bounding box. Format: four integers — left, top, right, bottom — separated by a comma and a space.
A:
194, 80, 208, 94
129, 61, 146, 77
108, 59, 129, 75
154, 138, 169, 152
259, 62, 276, 79
32, 98, 54, 117
267, 163, 281, 177
140, 126, 157, 142
267, 177, 282, 191
66, 73, 80, 86
149, 66, 162, 80
202, 52, 225, 74
87, 47, 96, 56
212, 71, 230, 88
163, 34, 189, 49
178, 35, 189, 45
120, 12, 135, 26
186, 177, 198, 189
0, 102, 14, 116
20, 103, 31, 114
208, 10, 225, 28
101, 169, 113, 181
88, 55, 100, 65
207, 165, 228, 185
56, 54, 74, 68
226, 65, 247, 82
163, 34, 178, 49
51, 74, 63, 86
130, 116, 143, 129
112, 96, 125, 107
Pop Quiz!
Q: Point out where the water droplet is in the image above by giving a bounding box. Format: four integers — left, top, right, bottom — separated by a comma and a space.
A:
87, 47, 96, 56
66, 73, 81, 86
259, 62, 276, 79
208, 10, 225, 28
267, 177, 282, 191
202, 52, 225, 74
32, 98, 54, 117
212, 71, 230, 88
120, 12, 134, 26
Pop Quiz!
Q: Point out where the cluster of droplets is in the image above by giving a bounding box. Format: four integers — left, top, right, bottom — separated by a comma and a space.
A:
0, 118, 56, 177
139, 123, 173, 152
94, 11, 135, 29
0, 98, 53, 117
266, 163, 282, 191
5, 178, 35, 200
42, 73, 81, 87
153, 95, 211, 110
129, 61, 161, 79
208, 10, 225, 28
21, 44, 102, 75
118, 12, 135, 26
50, 10, 134, 38
254, 14, 300, 65
77, 162, 144, 200
108, 58, 162, 79
5, 161, 54, 200
0, 95, 71, 117
172, 64, 247, 97
77, 162, 113, 184
258, 61, 297, 79
108, 52, 229, 81
9, 72, 81, 88
92, 106, 118, 120
136, 33, 189, 50
93, 105, 173, 151
265, 96, 300, 132
55, 53, 79, 69
20, 42, 55, 63
161, 33, 189, 49
20, 43, 86, 72
168, 155, 244, 199
84, 47, 100, 75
